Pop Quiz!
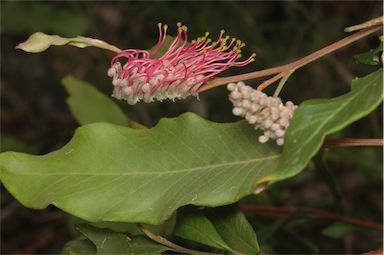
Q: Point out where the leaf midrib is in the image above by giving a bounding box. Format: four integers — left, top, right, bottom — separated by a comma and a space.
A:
14, 154, 280, 176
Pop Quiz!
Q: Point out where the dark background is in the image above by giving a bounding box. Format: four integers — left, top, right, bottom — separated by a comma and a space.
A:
1, 1, 383, 254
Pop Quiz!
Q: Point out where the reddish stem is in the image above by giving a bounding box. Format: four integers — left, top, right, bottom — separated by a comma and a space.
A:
198, 25, 382, 93
323, 138, 383, 148
239, 204, 383, 231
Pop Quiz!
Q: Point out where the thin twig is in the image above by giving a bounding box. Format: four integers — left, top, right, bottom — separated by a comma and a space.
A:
198, 25, 382, 93
137, 224, 220, 255
323, 138, 383, 148
344, 16, 383, 32
256, 71, 287, 91
239, 204, 383, 231
273, 69, 295, 97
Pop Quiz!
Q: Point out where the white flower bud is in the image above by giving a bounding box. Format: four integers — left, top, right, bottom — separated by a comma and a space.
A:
227, 83, 237, 91
230, 90, 242, 100
242, 99, 251, 109
232, 107, 243, 116
270, 123, 280, 131
251, 103, 260, 112
258, 135, 269, 143
227, 81, 297, 146
248, 115, 258, 124
263, 119, 273, 128
275, 129, 285, 137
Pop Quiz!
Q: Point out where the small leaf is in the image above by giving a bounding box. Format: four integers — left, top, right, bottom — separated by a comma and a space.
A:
62, 239, 96, 255
16, 32, 121, 53
62, 75, 129, 126
205, 205, 260, 253
129, 235, 169, 254
354, 41, 383, 65
76, 224, 167, 254
174, 208, 235, 252
175, 206, 260, 253
76, 224, 132, 254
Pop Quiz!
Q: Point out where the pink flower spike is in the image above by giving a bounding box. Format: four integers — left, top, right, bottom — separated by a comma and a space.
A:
108, 23, 256, 105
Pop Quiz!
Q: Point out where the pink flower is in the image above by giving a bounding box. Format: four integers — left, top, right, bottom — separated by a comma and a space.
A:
107, 23, 255, 105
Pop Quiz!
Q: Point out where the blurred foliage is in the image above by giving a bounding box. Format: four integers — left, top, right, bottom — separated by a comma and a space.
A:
1, 1, 382, 254
321, 222, 370, 239
2, 3, 89, 36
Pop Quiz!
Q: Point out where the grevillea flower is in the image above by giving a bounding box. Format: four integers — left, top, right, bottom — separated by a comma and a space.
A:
107, 23, 256, 105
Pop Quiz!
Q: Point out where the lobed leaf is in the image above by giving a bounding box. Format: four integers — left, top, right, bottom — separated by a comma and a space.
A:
0, 113, 280, 224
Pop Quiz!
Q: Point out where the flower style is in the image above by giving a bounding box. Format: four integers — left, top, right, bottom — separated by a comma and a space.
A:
107, 23, 256, 105
228, 81, 298, 146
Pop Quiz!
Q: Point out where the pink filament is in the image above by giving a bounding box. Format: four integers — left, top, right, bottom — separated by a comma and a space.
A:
108, 23, 255, 103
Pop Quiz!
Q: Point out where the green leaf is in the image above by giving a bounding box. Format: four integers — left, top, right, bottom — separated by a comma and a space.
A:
129, 235, 168, 254
174, 208, 235, 252
175, 206, 260, 253
321, 222, 369, 239
0, 71, 381, 225
205, 205, 260, 253
76, 224, 132, 254
62, 239, 96, 255
0, 113, 281, 224
62, 75, 129, 126
273, 70, 383, 182
354, 41, 383, 65
16, 32, 121, 53
2, 3, 89, 37
76, 224, 167, 254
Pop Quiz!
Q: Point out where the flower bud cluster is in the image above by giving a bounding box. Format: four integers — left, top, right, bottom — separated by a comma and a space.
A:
227, 82, 297, 146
